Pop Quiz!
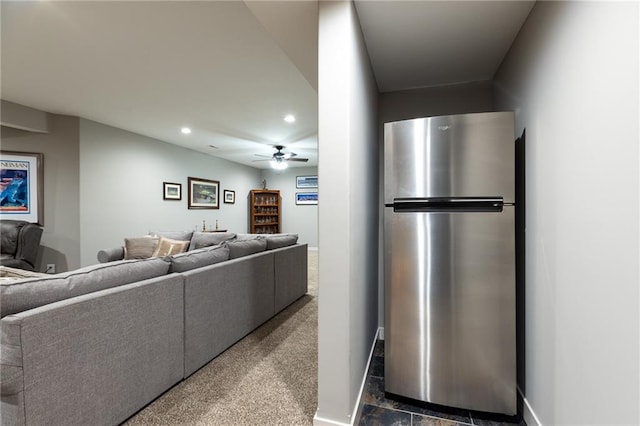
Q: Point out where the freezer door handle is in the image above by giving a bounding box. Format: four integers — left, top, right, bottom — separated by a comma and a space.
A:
389, 197, 504, 212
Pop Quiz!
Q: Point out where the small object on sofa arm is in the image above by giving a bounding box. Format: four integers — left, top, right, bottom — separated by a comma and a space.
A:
97, 247, 125, 263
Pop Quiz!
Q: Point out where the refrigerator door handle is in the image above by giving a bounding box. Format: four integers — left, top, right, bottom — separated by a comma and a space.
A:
390, 197, 504, 213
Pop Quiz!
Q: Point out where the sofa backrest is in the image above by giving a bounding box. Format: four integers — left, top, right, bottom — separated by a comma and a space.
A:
188, 232, 236, 251
224, 238, 268, 259
0, 257, 170, 317
168, 244, 230, 273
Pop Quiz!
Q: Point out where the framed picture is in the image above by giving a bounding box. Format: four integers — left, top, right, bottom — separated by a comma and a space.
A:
188, 177, 219, 209
223, 189, 235, 204
296, 192, 318, 205
0, 151, 44, 225
296, 175, 318, 189
163, 182, 182, 200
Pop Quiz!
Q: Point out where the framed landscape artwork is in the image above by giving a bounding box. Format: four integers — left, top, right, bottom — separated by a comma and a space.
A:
163, 182, 182, 201
0, 151, 44, 225
188, 177, 219, 209
296, 175, 318, 189
223, 190, 235, 204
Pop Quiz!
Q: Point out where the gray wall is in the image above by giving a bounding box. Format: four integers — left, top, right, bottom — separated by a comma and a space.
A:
1, 114, 81, 272
316, 1, 379, 424
260, 166, 318, 248
494, 2, 639, 425
378, 80, 493, 124
2, 108, 316, 270
79, 119, 262, 266
377, 81, 495, 330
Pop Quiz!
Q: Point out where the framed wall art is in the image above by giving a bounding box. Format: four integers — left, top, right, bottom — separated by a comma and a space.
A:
223, 189, 235, 204
163, 182, 182, 201
188, 177, 219, 209
296, 175, 318, 189
0, 151, 44, 224
295, 192, 318, 205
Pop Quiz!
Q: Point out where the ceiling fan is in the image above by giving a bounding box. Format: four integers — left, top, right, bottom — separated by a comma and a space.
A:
253, 145, 308, 170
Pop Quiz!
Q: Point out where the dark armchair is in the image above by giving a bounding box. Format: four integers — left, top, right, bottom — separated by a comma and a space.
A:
0, 220, 43, 271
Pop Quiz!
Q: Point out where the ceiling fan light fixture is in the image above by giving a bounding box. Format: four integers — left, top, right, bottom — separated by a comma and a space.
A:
271, 159, 288, 170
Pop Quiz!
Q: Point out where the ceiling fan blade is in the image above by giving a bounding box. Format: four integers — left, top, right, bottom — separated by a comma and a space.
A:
288, 158, 309, 162
251, 159, 271, 162
254, 154, 273, 159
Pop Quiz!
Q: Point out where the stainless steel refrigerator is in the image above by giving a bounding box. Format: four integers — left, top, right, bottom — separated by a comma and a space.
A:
383, 111, 516, 415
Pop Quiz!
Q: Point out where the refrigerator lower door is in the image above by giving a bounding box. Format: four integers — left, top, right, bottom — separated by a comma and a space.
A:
384, 207, 516, 415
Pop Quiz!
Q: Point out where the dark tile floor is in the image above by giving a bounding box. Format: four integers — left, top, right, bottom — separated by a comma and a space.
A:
355, 340, 526, 426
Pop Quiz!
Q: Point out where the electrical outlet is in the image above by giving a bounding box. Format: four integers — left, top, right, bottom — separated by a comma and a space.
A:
46, 264, 56, 274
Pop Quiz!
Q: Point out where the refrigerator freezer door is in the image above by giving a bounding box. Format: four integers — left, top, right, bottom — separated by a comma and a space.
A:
384, 207, 516, 415
384, 111, 515, 204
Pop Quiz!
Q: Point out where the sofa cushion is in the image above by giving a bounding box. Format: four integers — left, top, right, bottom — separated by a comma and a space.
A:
124, 236, 159, 259
0, 257, 170, 317
149, 231, 194, 242
152, 236, 190, 257
169, 244, 230, 273
188, 232, 236, 251
265, 234, 299, 250
224, 238, 267, 259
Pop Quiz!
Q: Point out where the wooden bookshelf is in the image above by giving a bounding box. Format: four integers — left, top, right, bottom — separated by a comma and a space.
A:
249, 189, 281, 234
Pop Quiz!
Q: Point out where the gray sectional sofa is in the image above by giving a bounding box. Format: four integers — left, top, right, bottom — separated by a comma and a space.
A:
0, 232, 307, 426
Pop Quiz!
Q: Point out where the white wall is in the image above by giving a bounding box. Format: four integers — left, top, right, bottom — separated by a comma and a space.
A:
1, 114, 81, 272
494, 2, 639, 425
260, 166, 318, 248
79, 119, 262, 266
316, 1, 379, 424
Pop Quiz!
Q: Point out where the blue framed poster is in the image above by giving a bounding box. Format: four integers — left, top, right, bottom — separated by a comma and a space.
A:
0, 151, 44, 224
296, 192, 318, 205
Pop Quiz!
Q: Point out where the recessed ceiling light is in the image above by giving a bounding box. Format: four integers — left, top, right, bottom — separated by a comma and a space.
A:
283, 114, 296, 123
181, 127, 191, 134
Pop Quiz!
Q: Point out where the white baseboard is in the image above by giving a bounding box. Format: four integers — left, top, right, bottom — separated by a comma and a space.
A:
348, 327, 383, 424
313, 415, 351, 426
313, 327, 381, 426
519, 387, 542, 426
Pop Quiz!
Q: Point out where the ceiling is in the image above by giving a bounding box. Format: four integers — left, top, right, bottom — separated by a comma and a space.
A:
1, 1, 534, 169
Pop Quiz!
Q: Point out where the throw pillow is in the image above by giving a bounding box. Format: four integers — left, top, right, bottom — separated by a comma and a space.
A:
149, 231, 194, 242
152, 236, 190, 257
124, 236, 159, 260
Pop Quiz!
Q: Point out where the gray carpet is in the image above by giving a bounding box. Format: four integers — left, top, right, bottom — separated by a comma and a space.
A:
125, 250, 318, 426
